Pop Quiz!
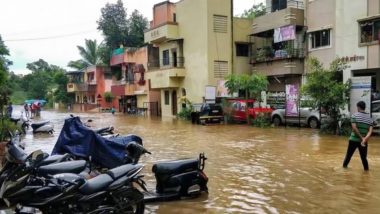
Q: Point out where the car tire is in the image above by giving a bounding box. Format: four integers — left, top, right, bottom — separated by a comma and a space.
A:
272, 115, 281, 126
308, 117, 319, 129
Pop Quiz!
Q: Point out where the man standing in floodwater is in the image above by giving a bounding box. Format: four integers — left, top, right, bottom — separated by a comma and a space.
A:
343, 101, 374, 171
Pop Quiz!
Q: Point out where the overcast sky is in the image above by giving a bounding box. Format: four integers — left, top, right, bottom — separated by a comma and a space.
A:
0, 0, 264, 75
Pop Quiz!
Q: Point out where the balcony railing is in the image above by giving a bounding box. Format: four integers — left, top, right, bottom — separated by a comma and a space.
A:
267, 0, 304, 14
148, 57, 185, 69
251, 47, 305, 64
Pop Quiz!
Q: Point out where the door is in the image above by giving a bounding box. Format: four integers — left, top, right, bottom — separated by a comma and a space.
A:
172, 91, 177, 115
172, 51, 177, 67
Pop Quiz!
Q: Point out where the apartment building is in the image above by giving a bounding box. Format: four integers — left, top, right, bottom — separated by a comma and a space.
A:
306, 0, 380, 112
110, 46, 161, 115
144, 0, 251, 117
249, 0, 305, 108
66, 66, 112, 111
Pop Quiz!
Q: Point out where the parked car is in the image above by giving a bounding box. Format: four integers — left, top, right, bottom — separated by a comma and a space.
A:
191, 103, 224, 125
227, 99, 273, 123
372, 100, 380, 133
271, 107, 326, 128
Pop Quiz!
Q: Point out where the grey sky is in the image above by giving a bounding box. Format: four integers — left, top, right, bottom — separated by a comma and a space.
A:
0, 0, 264, 74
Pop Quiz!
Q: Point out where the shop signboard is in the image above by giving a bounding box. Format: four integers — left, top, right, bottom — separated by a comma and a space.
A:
350, 76, 371, 114
285, 84, 299, 117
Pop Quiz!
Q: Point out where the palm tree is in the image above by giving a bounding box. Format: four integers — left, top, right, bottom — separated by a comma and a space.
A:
67, 39, 106, 70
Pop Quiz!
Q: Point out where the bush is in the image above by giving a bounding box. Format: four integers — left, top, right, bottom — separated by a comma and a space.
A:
0, 118, 22, 141
250, 112, 271, 128
177, 107, 192, 120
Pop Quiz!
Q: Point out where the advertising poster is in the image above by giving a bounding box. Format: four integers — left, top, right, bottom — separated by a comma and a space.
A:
350, 77, 371, 114
216, 80, 229, 97
285, 84, 299, 117
274, 25, 296, 43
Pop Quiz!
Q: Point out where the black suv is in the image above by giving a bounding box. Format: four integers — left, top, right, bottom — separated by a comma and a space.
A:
191, 103, 224, 125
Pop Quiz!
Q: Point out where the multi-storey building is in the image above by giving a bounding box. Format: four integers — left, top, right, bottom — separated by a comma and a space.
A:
110, 46, 161, 115
250, 0, 305, 92
144, 0, 251, 117
66, 66, 112, 111
306, 0, 380, 91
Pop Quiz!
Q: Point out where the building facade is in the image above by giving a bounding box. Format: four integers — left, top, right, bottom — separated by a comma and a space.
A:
66, 66, 113, 111
145, 0, 251, 117
110, 46, 161, 115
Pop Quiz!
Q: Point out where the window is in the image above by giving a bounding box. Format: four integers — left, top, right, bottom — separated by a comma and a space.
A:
310, 29, 330, 49
164, 90, 170, 105
173, 13, 176, 22
236, 43, 249, 57
104, 72, 112, 79
213, 15, 228, 33
163, 50, 169, 66
213, 61, 228, 78
360, 20, 380, 43
272, 0, 287, 12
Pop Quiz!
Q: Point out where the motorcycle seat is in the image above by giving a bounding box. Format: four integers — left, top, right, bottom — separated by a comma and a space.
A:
10, 118, 20, 123
31, 121, 50, 130
38, 160, 87, 176
79, 174, 114, 195
107, 164, 139, 180
152, 159, 198, 175
40, 154, 72, 165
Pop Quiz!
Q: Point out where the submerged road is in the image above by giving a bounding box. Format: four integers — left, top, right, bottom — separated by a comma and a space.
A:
9, 106, 380, 213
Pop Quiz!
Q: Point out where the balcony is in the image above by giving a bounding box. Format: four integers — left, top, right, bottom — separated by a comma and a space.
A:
251, 2, 304, 35
146, 57, 185, 89
251, 47, 305, 64
144, 23, 179, 44
67, 83, 88, 93
125, 83, 137, 96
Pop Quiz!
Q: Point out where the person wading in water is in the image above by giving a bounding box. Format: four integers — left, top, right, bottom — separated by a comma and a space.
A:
343, 101, 374, 171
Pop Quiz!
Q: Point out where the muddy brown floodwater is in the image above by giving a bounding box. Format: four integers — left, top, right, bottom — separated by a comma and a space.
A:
11, 107, 380, 214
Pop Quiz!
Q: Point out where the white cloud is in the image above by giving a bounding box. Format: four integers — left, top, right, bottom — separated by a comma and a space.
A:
0, 0, 264, 74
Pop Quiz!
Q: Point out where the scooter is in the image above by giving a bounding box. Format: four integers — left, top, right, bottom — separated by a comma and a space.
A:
10, 111, 54, 134
130, 144, 209, 203
0, 150, 145, 214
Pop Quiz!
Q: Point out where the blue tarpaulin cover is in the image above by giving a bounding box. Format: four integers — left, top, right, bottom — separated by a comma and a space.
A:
52, 116, 142, 168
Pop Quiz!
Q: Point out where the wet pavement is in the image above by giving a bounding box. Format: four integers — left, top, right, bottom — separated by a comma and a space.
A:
6, 106, 380, 213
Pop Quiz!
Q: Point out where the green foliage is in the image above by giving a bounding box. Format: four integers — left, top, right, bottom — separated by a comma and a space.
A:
251, 113, 271, 128
104, 92, 114, 103
97, 0, 148, 48
0, 35, 12, 117
241, 3, 266, 19
53, 71, 70, 104
67, 60, 88, 70
302, 57, 351, 134
10, 91, 27, 105
225, 73, 268, 99
0, 119, 21, 142
177, 97, 193, 120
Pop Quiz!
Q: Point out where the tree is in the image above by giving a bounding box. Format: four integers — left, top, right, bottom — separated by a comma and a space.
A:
225, 73, 268, 123
22, 59, 67, 101
77, 39, 105, 66
241, 3, 266, 19
67, 59, 88, 70
97, 0, 129, 49
127, 10, 148, 47
53, 71, 70, 104
97, 0, 148, 48
302, 57, 350, 134
0, 35, 12, 117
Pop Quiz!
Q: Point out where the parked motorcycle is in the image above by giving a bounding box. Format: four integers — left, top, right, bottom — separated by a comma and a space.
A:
0, 150, 145, 214
10, 112, 54, 134
128, 143, 209, 203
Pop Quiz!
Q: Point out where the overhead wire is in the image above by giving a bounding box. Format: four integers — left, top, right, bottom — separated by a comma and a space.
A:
4, 29, 98, 42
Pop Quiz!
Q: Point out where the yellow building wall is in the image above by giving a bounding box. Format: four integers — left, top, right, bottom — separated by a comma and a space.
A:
206, 0, 232, 87
233, 17, 252, 75
176, 0, 209, 104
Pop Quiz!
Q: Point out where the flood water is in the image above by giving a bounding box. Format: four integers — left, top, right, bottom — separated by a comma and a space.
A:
10, 106, 380, 213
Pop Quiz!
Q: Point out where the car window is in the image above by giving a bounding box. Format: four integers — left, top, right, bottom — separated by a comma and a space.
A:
373, 103, 380, 113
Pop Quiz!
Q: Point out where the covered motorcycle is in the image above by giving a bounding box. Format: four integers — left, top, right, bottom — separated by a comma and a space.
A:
52, 116, 143, 169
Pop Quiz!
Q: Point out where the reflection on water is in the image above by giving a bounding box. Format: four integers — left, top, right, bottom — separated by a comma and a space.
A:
11, 106, 380, 213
